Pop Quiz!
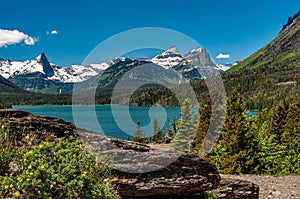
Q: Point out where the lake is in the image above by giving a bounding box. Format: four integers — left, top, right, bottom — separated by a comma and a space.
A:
12, 105, 180, 140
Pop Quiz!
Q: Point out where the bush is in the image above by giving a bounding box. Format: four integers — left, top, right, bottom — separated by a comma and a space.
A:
0, 127, 117, 199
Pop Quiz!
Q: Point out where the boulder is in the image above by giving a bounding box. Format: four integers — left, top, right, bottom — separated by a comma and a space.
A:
0, 110, 77, 147
216, 177, 259, 199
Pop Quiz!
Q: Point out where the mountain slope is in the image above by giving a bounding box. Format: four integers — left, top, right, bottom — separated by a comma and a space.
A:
0, 75, 23, 93
229, 9, 300, 72
220, 10, 300, 108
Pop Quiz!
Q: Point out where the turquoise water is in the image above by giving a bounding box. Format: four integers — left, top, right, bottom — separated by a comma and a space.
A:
12, 105, 180, 140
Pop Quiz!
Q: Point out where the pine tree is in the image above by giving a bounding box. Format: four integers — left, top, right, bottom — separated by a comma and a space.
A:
133, 122, 148, 144
209, 89, 253, 174
194, 99, 211, 153
171, 98, 197, 152
152, 118, 164, 142
267, 102, 288, 144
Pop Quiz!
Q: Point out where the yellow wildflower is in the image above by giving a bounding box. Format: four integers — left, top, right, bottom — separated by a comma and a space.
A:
39, 144, 43, 149
17, 177, 23, 182
81, 171, 87, 177
14, 191, 20, 197
4, 185, 9, 189
28, 165, 32, 169
26, 178, 30, 182
40, 165, 45, 169
29, 172, 34, 176
9, 184, 13, 188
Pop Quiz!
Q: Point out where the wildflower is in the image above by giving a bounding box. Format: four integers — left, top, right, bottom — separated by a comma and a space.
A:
27, 150, 33, 154
4, 185, 9, 189
50, 184, 53, 189
10, 184, 14, 188
28, 165, 32, 169
39, 144, 43, 149
29, 172, 34, 176
17, 177, 23, 182
81, 171, 87, 177
40, 165, 45, 169
26, 178, 30, 182
14, 191, 20, 197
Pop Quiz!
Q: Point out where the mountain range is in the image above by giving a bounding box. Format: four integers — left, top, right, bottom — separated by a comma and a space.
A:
0, 46, 229, 93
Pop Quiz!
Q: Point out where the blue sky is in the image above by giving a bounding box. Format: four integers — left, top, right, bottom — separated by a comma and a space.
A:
0, 0, 299, 66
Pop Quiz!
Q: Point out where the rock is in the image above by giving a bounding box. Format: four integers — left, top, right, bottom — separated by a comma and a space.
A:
77, 130, 220, 198
113, 153, 220, 198
0, 110, 77, 147
216, 177, 259, 199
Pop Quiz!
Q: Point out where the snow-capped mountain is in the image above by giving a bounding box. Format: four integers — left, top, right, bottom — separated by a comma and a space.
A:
151, 46, 183, 69
0, 53, 54, 79
0, 53, 117, 83
0, 47, 229, 93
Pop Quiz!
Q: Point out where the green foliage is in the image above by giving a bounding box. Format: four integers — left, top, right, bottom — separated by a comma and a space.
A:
207, 89, 300, 175
194, 99, 211, 153
133, 122, 149, 144
209, 89, 254, 174
151, 118, 164, 142
0, 125, 117, 198
171, 98, 197, 152
0, 123, 14, 176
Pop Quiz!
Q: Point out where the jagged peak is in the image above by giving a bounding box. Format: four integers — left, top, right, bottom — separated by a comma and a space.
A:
163, 45, 179, 55
36, 52, 48, 63
184, 47, 206, 57
281, 9, 300, 33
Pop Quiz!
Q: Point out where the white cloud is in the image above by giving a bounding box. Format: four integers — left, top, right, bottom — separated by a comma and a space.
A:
216, 53, 231, 59
0, 29, 37, 48
46, 30, 58, 35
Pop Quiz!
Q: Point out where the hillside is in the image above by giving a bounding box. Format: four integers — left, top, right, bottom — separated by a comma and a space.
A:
229, 9, 300, 72
0, 75, 23, 93
218, 10, 300, 108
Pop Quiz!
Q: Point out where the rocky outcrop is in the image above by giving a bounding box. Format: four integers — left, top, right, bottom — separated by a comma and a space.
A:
0, 110, 77, 147
112, 154, 220, 198
1, 110, 259, 198
216, 177, 259, 199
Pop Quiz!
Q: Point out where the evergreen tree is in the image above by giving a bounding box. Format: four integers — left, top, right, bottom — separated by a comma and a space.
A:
133, 122, 148, 144
152, 118, 164, 142
194, 99, 211, 153
209, 89, 253, 174
267, 103, 288, 144
171, 98, 197, 152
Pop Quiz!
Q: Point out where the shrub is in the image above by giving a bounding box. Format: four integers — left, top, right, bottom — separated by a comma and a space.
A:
0, 129, 117, 199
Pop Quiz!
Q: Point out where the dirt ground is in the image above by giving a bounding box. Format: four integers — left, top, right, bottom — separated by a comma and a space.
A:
221, 174, 300, 199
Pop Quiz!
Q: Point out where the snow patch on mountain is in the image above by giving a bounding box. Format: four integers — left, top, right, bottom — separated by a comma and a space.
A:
151, 46, 183, 69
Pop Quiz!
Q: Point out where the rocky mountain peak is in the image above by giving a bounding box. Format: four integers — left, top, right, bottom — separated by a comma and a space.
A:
184, 47, 215, 67
151, 45, 183, 69
281, 9, 300, 33
35, 53, 54, 77
36, 52, 48, 62
162, 45, 180, 56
